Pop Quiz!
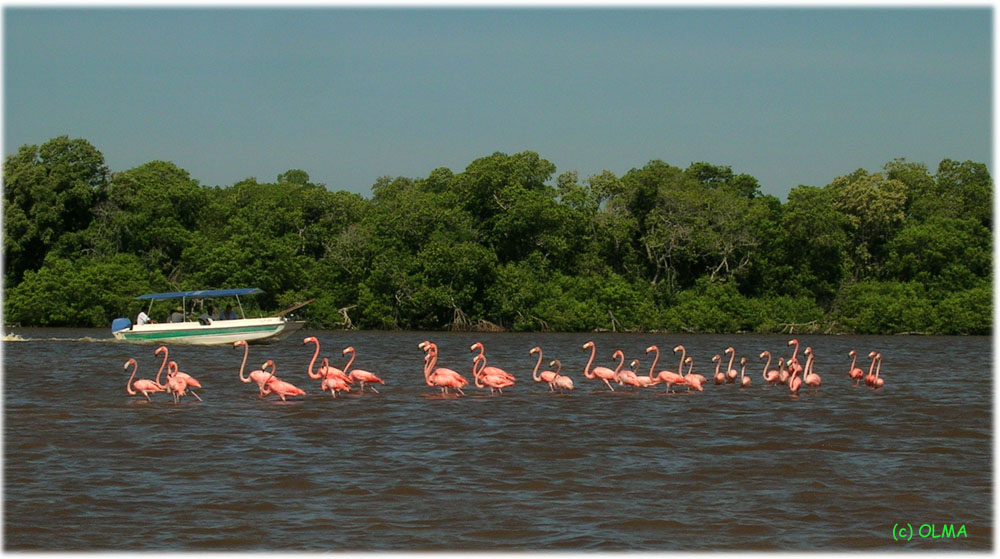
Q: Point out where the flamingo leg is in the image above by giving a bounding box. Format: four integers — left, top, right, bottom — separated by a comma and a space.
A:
603, 379, 615, 391
369, 386, 380, 394
190, 391, 203, 402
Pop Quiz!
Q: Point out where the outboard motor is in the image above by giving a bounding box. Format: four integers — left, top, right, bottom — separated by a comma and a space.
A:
111, 317, 131, 333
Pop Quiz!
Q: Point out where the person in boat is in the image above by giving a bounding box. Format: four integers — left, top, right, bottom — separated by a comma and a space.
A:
136, 310, 154, 325
219, 304, 237, 320
198, 305, 215, 325
169, 307, 185, 323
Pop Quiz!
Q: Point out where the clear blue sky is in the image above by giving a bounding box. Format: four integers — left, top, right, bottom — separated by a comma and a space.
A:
3, 7, 992, 199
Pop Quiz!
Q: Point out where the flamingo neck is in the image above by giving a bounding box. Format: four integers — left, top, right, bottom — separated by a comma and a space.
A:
677, 348, 686, 377
155, 350, 168, 385
727, 351, 735, 372
874, 357, 882, 378
532, 350, 543, 382
762, 353, 772, 376
647, 348, 659, 380
612, 353, 624, 380
849, 353, 858, 372
238, 343, 251, 382
307, 341, 320, 379
125, 361, 138, 394
472, 358, 485, 387
714, 358, 722, 376
584, 345, 596, 379
343, 349, 356, 373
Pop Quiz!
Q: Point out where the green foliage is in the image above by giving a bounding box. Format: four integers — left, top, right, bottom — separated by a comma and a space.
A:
2, 136, 992, 335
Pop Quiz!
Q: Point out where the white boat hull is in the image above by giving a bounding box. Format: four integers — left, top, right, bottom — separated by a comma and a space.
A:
112, 317, 305, 345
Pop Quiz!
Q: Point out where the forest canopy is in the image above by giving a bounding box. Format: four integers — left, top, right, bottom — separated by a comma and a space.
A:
2, 136, 992, 335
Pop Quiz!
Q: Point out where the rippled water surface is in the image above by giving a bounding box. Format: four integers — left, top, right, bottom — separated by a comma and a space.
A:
3, 329, 991, 550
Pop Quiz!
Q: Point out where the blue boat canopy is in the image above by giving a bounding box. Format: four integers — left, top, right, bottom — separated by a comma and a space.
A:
136, 288, 265, 301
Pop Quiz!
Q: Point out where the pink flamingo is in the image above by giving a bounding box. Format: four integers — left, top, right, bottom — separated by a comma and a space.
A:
320, 360, 352, 398
788, 366, 802, 394
472, 353, 515, 395
864, 351, 879, 386
259, 360, 307, 401
847, 350, 865, 385
803, 347, 822, 388
154, 346, 202, 399
470, 342, 515, 382
712, 354, 726, 385
123, 358, 166, 402
304, 336, 351, 384
581, 341, 617, 391
871, 353, 885, 389
612, 352, 642, 388
234, 339, 274, 391
419, 341, 468, 396
787, 339, 804, 378
675, 346, 704, 391
739, 357, 751, 388
645, 344, 687, 392
548, 360, 575, 391
164, 360, 202, 401
165, 361, 198, 403
342, 346, 385, 393
724, 347, 739, 383
529, 346, 558, 390
621, 359, 656, 388
759, 351, 780, 385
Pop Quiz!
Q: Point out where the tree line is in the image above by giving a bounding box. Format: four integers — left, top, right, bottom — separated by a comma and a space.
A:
3, 135, 992, 335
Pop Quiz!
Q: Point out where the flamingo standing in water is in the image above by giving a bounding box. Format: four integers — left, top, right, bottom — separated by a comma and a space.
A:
581, 341, 617, 391
124, 358, 166, 402
759, 351, 780, 385
165, 361, 200, 403
548, 360, 575, 392
864, 351, 879, 386
803, 347, 822, 388
675, 346, 704, 391
724, 347, 739, 383
787, 339, 804, 378
529, 347, 559, 391
419, 341, 468, 396
712, 354, 726, 385
871, 353, 885, 389
259, 360, 307, 401
645, 345, 687, 392
154, 346, 203, 400
470, 342, 516, 382
739, 357, 751, 388
318, 358, 352, 397
472, 353, 515, 395
788, 366, 802, 395
234, 340, 275, 392
164, 359, 203, 402
342, 346, 385, 393
847, 350, 865, 385
621, 359, 656, 388
304, 336, 351, 384
612, 353, 643, 389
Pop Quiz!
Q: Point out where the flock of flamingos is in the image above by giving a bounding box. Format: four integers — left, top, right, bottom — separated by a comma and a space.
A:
123, 336, 888, 403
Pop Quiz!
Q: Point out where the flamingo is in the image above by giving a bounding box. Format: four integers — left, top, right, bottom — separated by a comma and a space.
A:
470, 342, 515, 382
675, 346, 704, 391
622, 359, 656, 388
234, 339, 274, 391
548, 360, 575, 391
304, 336, 350, 383
342, 346, 385, 393
787, 339, 804, 378
581, 341, 617, 391
871, 353, 885, 389
739, 357, 751, 388
472, 353, 515, 395
712, 354, 726, 385
645, 345, 687, 392
724, 347, 739, 383
864, 351, 879, 386
612, 353, 643, 388
419, 341, 468, 396
759, 351, 780, 385
259, 360, 307, 401
847, 350, 865, 385
165, 361, 197, 404
803, 347, 822, 388
123, 358, 166, 402
155, 346, 202, 400
164, 360, 202, 401
320, 358, 353, 397
529, 346, 558, 390
788, 366, 802, 395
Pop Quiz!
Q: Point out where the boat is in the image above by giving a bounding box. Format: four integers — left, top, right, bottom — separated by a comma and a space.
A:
111, 288, 309, 345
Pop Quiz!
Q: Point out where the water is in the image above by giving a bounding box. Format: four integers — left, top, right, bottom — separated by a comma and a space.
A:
3, 329, 991, 550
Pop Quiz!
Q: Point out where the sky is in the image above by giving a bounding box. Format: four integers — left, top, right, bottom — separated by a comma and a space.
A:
2, 6, 993, 200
